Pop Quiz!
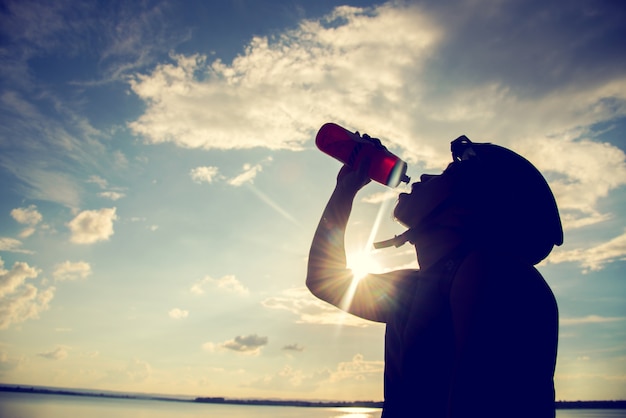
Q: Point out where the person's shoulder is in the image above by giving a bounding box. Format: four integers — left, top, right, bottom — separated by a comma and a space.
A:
455, 249, 551, 305
451, 248, 539, 295
458, 248, 538, 275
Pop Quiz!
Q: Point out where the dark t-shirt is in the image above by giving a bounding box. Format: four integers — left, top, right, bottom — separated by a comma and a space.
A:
381, 252, 458, 417
380, 251, 558, 418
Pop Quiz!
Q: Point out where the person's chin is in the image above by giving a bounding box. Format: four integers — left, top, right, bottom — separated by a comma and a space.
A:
393, 201, 412, 228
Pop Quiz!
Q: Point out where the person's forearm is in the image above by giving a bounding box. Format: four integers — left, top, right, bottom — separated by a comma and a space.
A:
306, 184, 358, 307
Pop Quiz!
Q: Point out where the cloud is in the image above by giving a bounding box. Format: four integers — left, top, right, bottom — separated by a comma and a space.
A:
0, 237, 33, 254
547, 229, 626, 271
87, 175, 109, 189
168, 308, 189, 319
0, 257, 54, 329
10, 205, 43, 226
37, 346, 69, 361
560, 315, 626, 326
0, 90, 104, 208
53, 261, 92, 281
227, 163, 263, 187
223, 334, 268, 353
244, 353, 382, 393
101, 357, 153, 385
99, 191, 125, 201
0, 258, 40, 298
244, 364, 331, 393
190, 275, 249, 296
125, 358, 152, 382
191, 161, 269, 187
204, 334, 268, 356
87, 176, 126, 201
0, 0, 180, 85
128, 5, 441, 151
361, 191, 399, 204
0, 285, 55, 330
127, 2, 626, 236
282, 343, 304, 352
11, 205, 43, 238
190, 166, 221, 184
329, 353, 384, 383
0, 349, 22, 373
67, 207, 117, 244
261, 287, 374, 328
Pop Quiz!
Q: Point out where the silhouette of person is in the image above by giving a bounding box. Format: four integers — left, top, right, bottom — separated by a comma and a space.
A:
307, 135, 562, 418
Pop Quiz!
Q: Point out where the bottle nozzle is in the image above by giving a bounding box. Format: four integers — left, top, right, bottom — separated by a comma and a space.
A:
401, 174, 411, 184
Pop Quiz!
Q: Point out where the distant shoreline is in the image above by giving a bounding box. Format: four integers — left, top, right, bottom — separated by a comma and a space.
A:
2, 384, 626, 410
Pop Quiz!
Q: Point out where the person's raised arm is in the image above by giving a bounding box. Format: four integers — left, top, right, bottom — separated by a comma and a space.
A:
306, 164, 414, 323
306, 164, 370, 309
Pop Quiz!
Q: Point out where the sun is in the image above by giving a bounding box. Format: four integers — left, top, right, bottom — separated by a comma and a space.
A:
346, 250, 382, 281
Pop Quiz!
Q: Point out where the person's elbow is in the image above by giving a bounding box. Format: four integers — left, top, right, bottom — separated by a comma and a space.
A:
305, 266, 323, 297
306, 265, 351, 306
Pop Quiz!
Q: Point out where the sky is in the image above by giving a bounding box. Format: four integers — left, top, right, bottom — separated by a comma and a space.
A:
0, 0, 625, 403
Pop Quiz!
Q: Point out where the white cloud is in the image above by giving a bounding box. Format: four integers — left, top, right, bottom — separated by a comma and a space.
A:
560, 315, 626, 326
87, 175, 109, 189
11, 205, 43, 238
0, 90, 103, 208
0, 258, 40, 298
361, 191, 399, 204
101, 357, 153, 385
329, 353, 384, 383
205, 334, 268, 356
282, 343, 304, 352
0, 285, 55, 330
201, 342, 216, 352
547, 229, 626, 272
127, 3, 626, 238
190, 166, 221, 184
67, 207, 117, 244
203, 334, 269, 356
168, 308, 189, 319
87, 176, 126, 201
11, 205, 42, 226
227, 163, 263, 187
516, 135, 626, 231
0, 237, 33, 254
261, 287, 374, 328
99, 191, 125, 201
244, 353, 382, 392
125, 358, 152, 382
244, 364, 330, 392
0, 257, 54, 330
37, 346, 69, 360
128, 5, 441, 152
0, 349, 22, 373
53, 261, 92, 281
191, 275, 249, 296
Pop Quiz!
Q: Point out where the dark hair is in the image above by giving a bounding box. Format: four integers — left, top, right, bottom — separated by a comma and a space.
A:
448, 137, 563, 265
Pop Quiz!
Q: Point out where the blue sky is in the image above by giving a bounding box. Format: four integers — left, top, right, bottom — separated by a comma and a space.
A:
0, 0, 625, 402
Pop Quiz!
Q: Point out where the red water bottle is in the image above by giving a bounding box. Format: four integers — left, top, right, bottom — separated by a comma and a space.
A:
315, 123, 410, 187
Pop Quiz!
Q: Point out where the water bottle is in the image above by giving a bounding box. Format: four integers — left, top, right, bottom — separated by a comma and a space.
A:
315, 122, 410, 187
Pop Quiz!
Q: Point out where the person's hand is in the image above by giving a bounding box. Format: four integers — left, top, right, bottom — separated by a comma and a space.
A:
336, 160, 371, 195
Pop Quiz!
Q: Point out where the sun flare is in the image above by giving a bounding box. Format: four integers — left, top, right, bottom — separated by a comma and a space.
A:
347, 250, 382, 282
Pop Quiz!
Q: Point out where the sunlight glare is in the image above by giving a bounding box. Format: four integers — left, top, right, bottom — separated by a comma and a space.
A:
330, 407, 381, 417
347, 250, 381, 282
337, 197, 393, 315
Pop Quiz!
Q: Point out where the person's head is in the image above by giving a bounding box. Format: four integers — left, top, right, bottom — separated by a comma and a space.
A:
393, 136, 563, 265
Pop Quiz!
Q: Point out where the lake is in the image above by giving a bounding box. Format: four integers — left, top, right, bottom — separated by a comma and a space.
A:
1, 392, 625, 418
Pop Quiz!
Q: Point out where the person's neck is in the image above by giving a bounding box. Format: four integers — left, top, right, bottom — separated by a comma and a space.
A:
413, 227, 464, 271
